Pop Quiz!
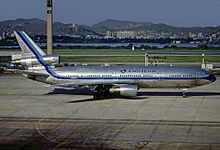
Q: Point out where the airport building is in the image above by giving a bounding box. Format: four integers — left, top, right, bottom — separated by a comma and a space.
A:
116, 31, 136, 39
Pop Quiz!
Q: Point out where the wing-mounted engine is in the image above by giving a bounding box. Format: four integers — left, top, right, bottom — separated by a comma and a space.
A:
11, 54, 60, 69
109, 84, 138, 97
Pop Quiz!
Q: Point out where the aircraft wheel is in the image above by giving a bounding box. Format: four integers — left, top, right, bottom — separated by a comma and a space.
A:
93, 93, 101, 100
94, 86, 110, 99
182, 89, 188, 98
93, 91, 104, 100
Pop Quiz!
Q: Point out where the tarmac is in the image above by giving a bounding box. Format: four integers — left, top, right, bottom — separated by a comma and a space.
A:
0, 74, 220, 149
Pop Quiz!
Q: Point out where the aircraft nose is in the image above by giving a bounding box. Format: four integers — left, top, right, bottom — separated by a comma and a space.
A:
208, 75, 216, 82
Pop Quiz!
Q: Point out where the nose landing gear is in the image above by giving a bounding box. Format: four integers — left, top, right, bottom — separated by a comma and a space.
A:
182, 88, 188, 98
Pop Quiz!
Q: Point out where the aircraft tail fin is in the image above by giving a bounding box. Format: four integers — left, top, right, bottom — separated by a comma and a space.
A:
14, 31, 69, 79
14, 31, 46, 58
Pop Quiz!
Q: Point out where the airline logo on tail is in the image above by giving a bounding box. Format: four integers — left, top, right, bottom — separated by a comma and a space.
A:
14, 31, 45, 58
15, 31, 71, 80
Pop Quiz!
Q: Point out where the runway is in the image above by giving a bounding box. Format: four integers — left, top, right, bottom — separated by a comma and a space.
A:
1, 74, 220, 149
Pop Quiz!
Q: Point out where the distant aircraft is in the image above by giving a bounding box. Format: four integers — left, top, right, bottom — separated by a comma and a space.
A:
10, 31, 216, 99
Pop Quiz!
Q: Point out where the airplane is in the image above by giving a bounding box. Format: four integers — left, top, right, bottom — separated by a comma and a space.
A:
10, 31, 216, 99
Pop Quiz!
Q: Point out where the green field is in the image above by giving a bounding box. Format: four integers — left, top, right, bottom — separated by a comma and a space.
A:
59, 55, 220, 63
54, 49, 146, 55
54, 48, 220, 56
53, 49, 220, 63
1, 48, 220, 64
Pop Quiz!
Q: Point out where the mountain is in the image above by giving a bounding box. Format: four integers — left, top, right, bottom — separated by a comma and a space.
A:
91, 19, 178, 33
0, 18, 46, 35
0, 18, 220, 38
91, 19, 220, 35
0, 18, 98, 37
91, 19, 153, 32
0, 18, 45, 27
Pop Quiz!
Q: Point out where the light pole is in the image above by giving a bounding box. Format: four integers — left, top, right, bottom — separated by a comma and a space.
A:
47, 0, 53, 55
145, 53, 148, 66
201, 54, 205, 69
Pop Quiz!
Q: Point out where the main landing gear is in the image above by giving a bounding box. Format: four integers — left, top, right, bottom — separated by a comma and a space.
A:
93, 85, 111, 100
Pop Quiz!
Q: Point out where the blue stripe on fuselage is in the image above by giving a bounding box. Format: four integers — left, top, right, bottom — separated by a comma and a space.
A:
74, 76, 210, 80
17, 31, 71, 80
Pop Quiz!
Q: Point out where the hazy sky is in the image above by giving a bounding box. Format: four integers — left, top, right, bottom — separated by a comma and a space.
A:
0, 0, 220, 27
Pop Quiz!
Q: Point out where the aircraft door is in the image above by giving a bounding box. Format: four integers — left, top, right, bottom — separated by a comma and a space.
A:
158, 72, 163, 81
195, 72, 199, 80
112, 73, 119, 82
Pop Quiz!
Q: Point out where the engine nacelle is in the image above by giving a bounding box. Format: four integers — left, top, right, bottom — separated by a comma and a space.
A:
11, 55, 60, 67
109, 84, 138, 97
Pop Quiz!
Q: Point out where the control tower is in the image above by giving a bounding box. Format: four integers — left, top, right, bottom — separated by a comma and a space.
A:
47, 0, 53, 55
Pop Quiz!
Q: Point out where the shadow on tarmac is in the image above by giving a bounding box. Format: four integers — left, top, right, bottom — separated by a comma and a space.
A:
47, 88, 94, 95
47, 88, 220, 97
138, 91, 220, 97
45, 88, 220, 103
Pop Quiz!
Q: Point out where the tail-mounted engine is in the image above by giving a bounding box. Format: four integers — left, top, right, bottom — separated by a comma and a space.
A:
11, 55, 60, 68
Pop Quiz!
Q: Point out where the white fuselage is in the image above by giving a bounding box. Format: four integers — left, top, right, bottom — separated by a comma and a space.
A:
32, 65, 215, 89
